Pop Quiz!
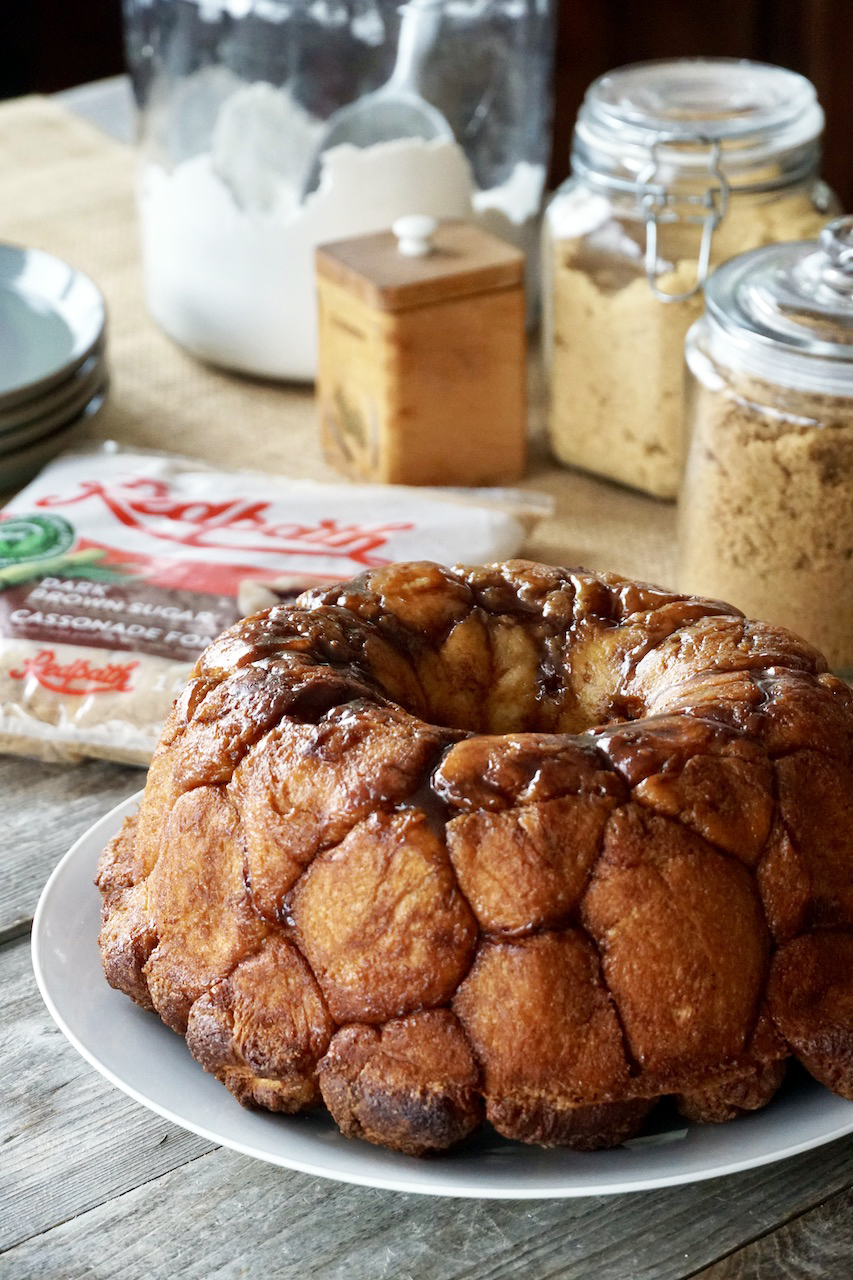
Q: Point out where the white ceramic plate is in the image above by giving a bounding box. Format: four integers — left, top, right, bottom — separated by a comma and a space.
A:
0, 346, 106, 439
0, 358, 108, 453
0, 385, 107, 497
32, 793, 853, 1199
0, 243, 106, 408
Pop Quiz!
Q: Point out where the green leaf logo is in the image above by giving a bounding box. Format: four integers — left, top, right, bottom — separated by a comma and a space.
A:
0, 514, 75, 568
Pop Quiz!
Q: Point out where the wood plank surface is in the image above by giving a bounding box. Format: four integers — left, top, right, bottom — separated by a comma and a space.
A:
1, 755, 142, 940
4, 921, 852, 1280
693, 1186, 853, 1278
0, 933, 215, 1253
2, 1122, 852, 1280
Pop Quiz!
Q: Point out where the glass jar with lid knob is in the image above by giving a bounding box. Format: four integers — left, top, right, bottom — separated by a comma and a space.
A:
542, 58, 836, 499
678, 215, 853, 673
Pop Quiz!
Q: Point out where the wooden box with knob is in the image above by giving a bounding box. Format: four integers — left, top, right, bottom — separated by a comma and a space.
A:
314, 216, 527, 486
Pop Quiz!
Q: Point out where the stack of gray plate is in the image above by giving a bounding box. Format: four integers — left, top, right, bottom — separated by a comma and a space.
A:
0, 243, 108, 494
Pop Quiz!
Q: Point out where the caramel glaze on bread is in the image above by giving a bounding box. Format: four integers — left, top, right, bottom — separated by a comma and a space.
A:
96, 560, 853, 1155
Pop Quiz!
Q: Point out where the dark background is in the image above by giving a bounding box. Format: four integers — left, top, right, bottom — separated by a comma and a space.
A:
3, 0, 852, 207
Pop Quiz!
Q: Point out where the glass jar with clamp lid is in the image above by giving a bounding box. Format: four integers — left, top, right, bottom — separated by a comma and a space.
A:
543, 58, 834, 498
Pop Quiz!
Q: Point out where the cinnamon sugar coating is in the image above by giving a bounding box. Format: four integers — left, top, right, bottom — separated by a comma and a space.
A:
96, 560, 853, 1154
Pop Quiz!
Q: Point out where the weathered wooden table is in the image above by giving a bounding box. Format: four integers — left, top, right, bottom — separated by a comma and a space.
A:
1, 76, 852, 1279
3, 751, 853, 1278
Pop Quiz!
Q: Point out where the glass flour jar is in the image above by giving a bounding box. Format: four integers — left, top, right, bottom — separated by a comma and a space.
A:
678, 216, 853, 673
543, 58, 834, 499
123, 0, 556, 382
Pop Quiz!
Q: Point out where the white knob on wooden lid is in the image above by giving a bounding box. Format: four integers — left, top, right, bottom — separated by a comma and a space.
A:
392, 215, 438, 258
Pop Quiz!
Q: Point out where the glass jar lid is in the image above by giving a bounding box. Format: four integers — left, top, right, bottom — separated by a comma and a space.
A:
570, 59, 825, 304
703, 216, 853, 394
572, 58, 824, 190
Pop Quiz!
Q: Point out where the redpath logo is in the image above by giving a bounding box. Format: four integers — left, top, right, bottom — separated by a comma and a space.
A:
36, 476, 413, 566
10, 649, 139, 696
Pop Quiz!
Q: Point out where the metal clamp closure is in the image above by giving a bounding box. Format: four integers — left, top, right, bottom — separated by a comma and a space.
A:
638, 138, 730, 303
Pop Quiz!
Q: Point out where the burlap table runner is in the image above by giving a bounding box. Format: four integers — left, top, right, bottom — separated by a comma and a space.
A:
0, 94, 677, 586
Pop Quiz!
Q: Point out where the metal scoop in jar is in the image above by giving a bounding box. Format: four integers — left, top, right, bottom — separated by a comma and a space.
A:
302, 0, 452, 198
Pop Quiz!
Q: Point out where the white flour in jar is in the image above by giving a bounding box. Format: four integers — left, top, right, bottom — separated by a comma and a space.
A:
138, 81, 544, 381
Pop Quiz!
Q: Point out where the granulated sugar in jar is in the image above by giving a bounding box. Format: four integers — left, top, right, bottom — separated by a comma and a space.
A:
124, 0, 557, 381
543, 59, 834, 498
678, 217, 853, 673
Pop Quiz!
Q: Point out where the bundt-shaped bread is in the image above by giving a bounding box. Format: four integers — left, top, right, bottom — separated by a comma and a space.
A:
96, 560, 853, 1155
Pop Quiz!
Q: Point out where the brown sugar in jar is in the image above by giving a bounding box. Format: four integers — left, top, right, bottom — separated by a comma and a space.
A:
678, 218, 853, 672
543, 59, 835, 499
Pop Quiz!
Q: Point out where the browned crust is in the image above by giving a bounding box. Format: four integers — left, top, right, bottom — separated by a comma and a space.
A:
318, 1011, 483, 1155
767, 932, 853, 1098
95, 559, 853, 1155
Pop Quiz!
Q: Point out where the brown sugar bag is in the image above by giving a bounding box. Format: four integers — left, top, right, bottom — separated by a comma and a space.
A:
0, 444, 542, 763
